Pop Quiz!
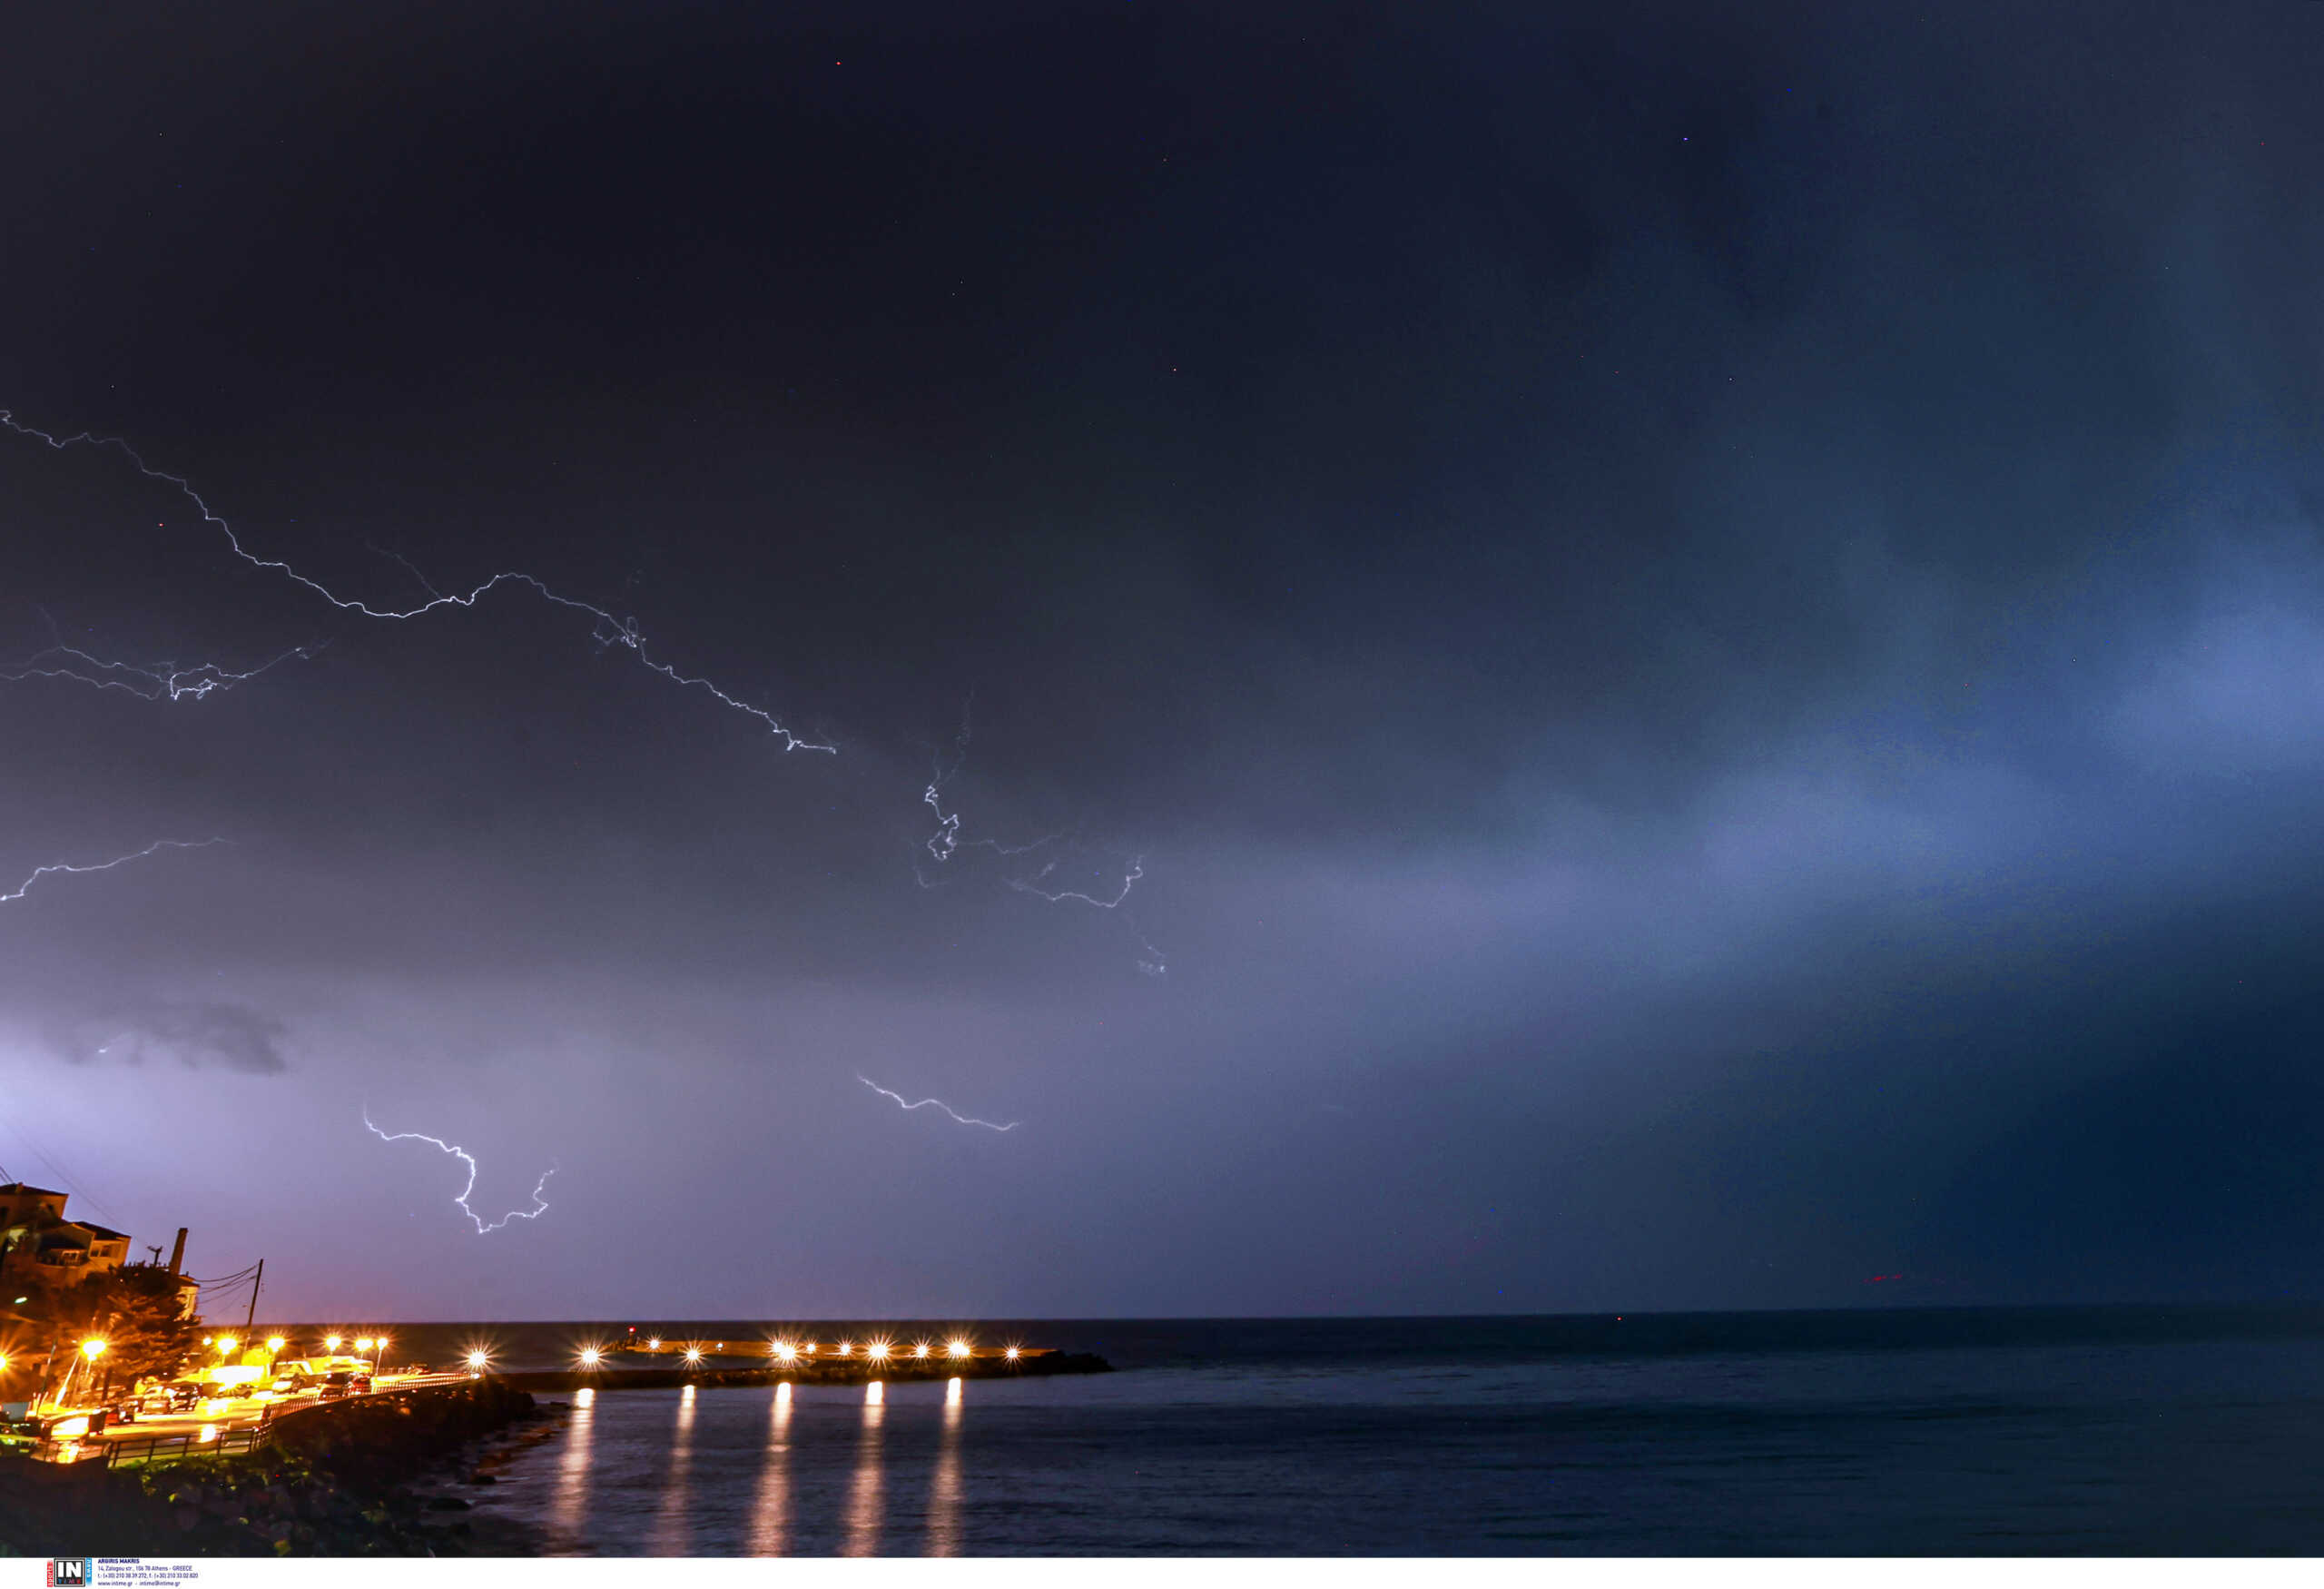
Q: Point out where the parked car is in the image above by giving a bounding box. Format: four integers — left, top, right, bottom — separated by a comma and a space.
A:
318, 1371, 356, 1400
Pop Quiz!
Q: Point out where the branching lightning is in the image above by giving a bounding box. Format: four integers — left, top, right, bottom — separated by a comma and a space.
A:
1, 637, 322, 702
363, 1110, 557, 1233
858, 1074, 1019, 1132
1009, 858, 1169, 977
2, 411, 833, 752
1, 838, 226, 905
916, 706, 1167, 975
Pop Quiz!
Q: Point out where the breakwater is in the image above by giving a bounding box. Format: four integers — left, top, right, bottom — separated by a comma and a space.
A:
497, 1348, 1111, 1394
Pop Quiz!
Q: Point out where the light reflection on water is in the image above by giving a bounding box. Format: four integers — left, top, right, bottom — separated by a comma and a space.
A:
650, 1383, 695, 1553
747, 1381, 792, 1554
546, 1385, 593, 1546
840, 1381, 885, 1556
926, 1378, 964, 1556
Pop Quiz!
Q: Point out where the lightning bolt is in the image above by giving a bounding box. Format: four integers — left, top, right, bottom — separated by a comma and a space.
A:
2, 410, 833, 752
1, 838, 226, 905
1006, 856, 1167, 976
915, 705, 1166, 974
857, 1075, 1019, 1132
1, 638, 322, 702
364, 1110, 557, 1233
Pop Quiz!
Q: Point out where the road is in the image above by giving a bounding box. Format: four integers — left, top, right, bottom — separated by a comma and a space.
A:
85, 1372, 474, 1444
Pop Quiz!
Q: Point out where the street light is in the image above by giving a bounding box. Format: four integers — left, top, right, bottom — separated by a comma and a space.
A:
370, 1337, 389, 1379
50, 1338, 106, 1411
324, 1335, 341, 1352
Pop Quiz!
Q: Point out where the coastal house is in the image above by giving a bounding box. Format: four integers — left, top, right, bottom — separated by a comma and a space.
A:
0, 1183, 135, 1286
0, 1182, 69, 1232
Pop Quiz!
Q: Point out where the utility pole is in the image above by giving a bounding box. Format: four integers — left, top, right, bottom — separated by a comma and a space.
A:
243, 1258, 262, 1334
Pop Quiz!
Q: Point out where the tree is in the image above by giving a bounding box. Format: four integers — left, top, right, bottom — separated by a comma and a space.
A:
25, 1266, 203, 1402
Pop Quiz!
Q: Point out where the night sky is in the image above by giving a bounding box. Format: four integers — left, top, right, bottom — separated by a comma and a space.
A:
4, 2, 2322, 1320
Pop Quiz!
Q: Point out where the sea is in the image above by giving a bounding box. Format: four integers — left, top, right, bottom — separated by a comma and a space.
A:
343, 1308, 2324, 1554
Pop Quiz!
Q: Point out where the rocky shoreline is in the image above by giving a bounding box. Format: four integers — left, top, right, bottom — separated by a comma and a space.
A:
0, 1378, 552, 1557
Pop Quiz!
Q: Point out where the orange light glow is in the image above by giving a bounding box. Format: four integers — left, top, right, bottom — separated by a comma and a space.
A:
947, 1339, 970, 1358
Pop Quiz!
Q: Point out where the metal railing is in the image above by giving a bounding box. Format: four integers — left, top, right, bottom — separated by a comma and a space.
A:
95, 1423, 274, 1467
25, 1416, 276, 1467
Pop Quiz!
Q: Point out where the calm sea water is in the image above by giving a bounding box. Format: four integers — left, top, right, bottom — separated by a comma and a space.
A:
364, 1309, 2324, 1554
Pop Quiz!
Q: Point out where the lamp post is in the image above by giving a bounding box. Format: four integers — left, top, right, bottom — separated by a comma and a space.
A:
52, 1337, 105, 1412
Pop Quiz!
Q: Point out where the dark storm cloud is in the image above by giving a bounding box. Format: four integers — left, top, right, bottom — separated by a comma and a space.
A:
51, 999, 290, 1075
1, 1, 2321, 1312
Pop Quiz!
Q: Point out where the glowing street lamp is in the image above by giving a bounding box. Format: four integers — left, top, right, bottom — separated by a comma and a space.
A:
215, 1335, 239, 1356
773, 1342, 797, 1363
324, 1335, 342, 1352
578, 1347, 602, 1369
371, 1337, 389, 1378
50, 1338, 106, 1412
1005, 1347, 1020, 1362
467, 1351, 489, 1372
866, 1341, 890, 1362
913, 1342, 931, 1360
948, 1339, 970, 1359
